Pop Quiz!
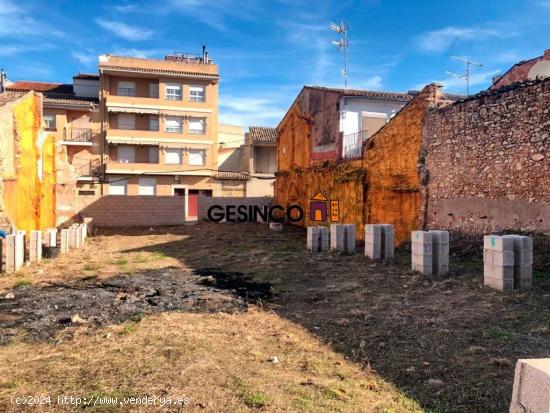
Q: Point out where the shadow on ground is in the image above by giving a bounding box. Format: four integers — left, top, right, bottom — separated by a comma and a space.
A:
114, 222, 550, 413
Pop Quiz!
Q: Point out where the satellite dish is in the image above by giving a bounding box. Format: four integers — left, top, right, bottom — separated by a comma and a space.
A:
528, 61, 550, 80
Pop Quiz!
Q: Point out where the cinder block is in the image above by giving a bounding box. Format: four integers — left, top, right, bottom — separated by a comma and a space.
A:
365, 224, 382, 260
428, 230, 449, 244
412, 241, 432, 255
80, 223, 87, 242
43, 228, 57, 247
307, 227, 320, 253
343, 224, 356, 254
484, 261, 514, 280
5, 235, 20, 272
412, 230, 432, 244
29, 230, 42, 263
484, 275, 514, 292
503, 234, 533, 251
60, 229, 69, 254
319, 226, 329, 252
380, 224, 394, 259
330, 224, 344, 252
510, 358, 550, 413
484, 235, 514, 251
491, 250, 515, 267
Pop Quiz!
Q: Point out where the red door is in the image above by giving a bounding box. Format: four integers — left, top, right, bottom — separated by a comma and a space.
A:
188, 191, 199, 218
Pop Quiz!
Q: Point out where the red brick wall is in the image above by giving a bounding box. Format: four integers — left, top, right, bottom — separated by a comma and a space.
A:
491, 49, 550, 89
79, 195, 186, 227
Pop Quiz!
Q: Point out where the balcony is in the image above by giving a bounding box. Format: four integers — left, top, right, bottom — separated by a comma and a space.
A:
62, 128, 94, 145
73, 158, 101, 180
342, 130, 369, 159
106, 161, 211, 176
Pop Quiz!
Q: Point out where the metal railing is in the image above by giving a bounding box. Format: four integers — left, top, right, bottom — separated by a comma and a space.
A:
74, 158, 100, 177
342, 129, 369, 159
64, 127, 93, 142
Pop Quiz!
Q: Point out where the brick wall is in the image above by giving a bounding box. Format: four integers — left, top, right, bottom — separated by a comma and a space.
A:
491, 49, 549, 89
79, 195, 186, 227
421, 78, 550, 235
198, 196, 272, 220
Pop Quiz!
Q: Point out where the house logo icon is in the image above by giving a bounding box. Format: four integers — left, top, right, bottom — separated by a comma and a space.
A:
309, 192, 340, 222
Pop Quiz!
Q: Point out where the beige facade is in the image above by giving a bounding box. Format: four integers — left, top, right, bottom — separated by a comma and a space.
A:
99, 53, 227, 212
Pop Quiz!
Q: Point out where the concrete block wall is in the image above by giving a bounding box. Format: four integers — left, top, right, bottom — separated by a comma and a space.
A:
331, 224, 356, 254
81, 196, 186, 227
411, 230, 450, 275
503, 234, 533, 291
29, 230, 42, 262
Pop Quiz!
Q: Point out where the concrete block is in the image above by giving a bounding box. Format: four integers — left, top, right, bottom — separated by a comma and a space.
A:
412, 241, 432, 255
343, 224, 356, 254
510, 358, 550, 413
81, 223, 88, 242
428, 230, 449, 244
380, 224, 394, 259
29, 230, 42, 263
364, 224, 382, 260
307, 227, 320, 253
43, 228, 57, 247
484, 262, 514, 280
319, 226, 329, 252
5, 235, 19, 272
412, 230, 432, 244
269, 222, 283, 232
503, 234, 533, 251
484, 235, 514, 251
491, 250, 515, 267
484, 275, 514, 292
60, 229, 69, 254
330, 224, 344, 252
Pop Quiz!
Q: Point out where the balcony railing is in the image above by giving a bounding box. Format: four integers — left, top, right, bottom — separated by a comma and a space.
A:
64, 127, 93, 142
74, 158, 100, 177
342, 130, 369, 159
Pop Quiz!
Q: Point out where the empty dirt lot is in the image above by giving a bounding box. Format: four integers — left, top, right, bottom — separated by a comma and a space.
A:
0, 222, 549, 412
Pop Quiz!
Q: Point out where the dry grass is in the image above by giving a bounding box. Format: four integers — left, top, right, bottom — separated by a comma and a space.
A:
0, 227, 422, 413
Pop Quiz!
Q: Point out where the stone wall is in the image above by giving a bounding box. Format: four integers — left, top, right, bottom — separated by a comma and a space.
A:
79, 196, 186, 227
421, 78, 550, 235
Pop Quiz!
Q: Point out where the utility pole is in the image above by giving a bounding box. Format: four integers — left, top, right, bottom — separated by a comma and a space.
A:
445, 56, 483, 96
330, 22, 349, 89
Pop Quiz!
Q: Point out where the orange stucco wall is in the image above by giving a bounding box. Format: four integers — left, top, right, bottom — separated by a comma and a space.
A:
1, 93, 56, 231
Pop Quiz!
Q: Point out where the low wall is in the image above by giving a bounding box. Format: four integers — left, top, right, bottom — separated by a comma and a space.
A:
79, 196, 186, 227
198, 196, 273, 220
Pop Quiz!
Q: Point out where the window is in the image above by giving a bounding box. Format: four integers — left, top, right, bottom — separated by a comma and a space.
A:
149, 83, 159, 98
188, 149, 205, 166
118, 81, 135, 97
165, 116, 182, 133
149, 147, 159, 163
117, 146, 135, 163
108, 179, 127, 195
117, 114, 135, 130
189, 85, 205, 102
189, 117, 205, 134
138, 178, 156, 195
165, 83, 182, 100
149, 115, 159, 131
164, 148, 182, 164
43, 113, 56, 130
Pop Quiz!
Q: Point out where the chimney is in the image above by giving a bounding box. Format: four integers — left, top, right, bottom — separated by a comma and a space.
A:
0, 69, 5, 93
202, 45, 206, 62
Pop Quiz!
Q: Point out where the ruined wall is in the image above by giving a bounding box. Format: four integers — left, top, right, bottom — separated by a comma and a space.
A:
0, 93, 56, 231
421, 78, 550, 235
364, 85, 442, 244
275, 160, 365, 233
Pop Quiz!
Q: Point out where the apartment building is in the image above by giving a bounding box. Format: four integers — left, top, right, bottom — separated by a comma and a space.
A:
99, 50, 222, 217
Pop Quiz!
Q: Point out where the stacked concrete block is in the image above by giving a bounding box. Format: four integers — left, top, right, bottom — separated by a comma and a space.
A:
307, 226, 329, 253
80, 223, 88, 242
29, 230, 42, 263
429, 230, 450, 275
343, 224, 356, 254
510, 358, 550, 413
60, 229, 69, 254
269, 222, 283, 232
330, 224, 345, 252
365, 224, 394, 260
503, 235, 533, 291
75, 226, 83, 248
483, 235, 515, 292
43, 228, 57, 247
5, 234, 25, 272
411, 231, 433, 275
68, 227, 78, 249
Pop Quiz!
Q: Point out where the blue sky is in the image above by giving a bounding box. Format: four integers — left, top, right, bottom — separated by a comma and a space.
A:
1, 0, 549, 127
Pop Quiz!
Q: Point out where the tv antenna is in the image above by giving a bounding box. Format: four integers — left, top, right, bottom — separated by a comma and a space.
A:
330, 21, 349, 89
445, 56, 483, 96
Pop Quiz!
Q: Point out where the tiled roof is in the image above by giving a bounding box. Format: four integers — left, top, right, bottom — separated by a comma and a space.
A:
305, 85, 413, 101
6, 81, 74, 94
0, 91, 25, 107
214, 171, 250, 180
43, 93, 98, 107
248, 126, 277, 144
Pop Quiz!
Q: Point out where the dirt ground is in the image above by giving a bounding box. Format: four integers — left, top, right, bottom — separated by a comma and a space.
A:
0, 223, 549, 412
